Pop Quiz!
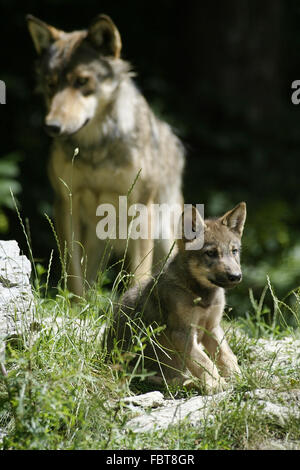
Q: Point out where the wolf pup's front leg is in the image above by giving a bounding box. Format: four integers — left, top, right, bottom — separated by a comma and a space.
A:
202, 325, 241, 378
171, 330, 227, 394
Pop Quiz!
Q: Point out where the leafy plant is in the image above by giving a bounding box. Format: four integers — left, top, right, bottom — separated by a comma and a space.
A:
0, 152, 22, 233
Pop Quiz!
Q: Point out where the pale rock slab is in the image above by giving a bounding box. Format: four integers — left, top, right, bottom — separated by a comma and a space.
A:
0, 240, 34, 346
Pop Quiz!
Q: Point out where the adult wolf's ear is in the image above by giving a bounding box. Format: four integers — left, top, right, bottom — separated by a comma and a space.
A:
87, 15, 122, 58
220, 202, 247, 237
177, 206, 206, 251
26, 15, 60, 54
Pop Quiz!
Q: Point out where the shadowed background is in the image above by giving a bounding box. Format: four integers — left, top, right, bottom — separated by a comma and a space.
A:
1, 0, 300, 320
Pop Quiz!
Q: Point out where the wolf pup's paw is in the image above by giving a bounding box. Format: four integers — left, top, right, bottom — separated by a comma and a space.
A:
203, 374, 227, 395
219, 356, 241, 378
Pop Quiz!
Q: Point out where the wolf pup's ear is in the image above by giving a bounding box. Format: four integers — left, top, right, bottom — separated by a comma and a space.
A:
220, 202, 247, 237
27, 15, 60, 54
177, 205, 206, 251
87, 15, 122, 58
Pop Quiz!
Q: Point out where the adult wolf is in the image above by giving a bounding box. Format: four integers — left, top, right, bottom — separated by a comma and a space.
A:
108, 202, 246, 394
27, 14, 185, 296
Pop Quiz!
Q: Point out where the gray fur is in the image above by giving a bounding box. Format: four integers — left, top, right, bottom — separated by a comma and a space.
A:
27, 14, 185, 296
109, 203, 247, 394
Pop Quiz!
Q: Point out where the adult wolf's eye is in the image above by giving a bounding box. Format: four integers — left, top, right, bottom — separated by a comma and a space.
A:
74, 76, 89, 88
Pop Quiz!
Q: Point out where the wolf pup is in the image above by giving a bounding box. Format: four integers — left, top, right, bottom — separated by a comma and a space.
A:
109, 202, 246, 394
26, 14, 184, 296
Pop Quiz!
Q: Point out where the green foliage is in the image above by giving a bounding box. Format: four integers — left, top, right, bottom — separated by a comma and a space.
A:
0, 292, 116, 450
0, 189, 298, 450
0, 258, 299, 450
0, 153, 22, 233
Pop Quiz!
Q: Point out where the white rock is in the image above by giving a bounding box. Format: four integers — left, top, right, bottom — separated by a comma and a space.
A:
0, 240, 34, 353
244, 388, 300, 404
256, 400, 298, 426
122, 391, 165, 409
126, 392, 227, 433
248, 337, 300, 370
256, 439, 300, 450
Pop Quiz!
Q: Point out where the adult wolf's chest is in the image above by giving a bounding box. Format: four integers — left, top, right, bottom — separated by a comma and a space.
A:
72, 158, 139, 194
50, 142, 143, 196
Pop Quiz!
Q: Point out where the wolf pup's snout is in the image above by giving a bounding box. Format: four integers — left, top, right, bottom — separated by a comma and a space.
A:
211, 271, 242, 288
226, 272, 242, 284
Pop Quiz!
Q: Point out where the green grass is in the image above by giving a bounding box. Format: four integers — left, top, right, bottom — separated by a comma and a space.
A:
0, 192, 299, 449
0, 265, 299, 450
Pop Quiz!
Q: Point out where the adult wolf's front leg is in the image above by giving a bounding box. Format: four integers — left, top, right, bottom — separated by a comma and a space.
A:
127, 199, 155, 282
54, 196, 84, 296
128, 237, 154, 283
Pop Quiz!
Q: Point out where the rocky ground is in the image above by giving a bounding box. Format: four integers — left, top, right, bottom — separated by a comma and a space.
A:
118, 335, 300, 449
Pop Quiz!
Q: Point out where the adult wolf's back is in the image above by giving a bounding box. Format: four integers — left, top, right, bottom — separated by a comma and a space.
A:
27, 14, 185, 296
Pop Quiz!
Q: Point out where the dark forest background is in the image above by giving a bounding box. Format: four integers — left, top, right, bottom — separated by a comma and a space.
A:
1, 0, 300, 320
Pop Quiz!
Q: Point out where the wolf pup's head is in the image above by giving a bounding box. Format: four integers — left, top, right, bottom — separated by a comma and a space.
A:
27, 14, 127, 138
178, 203, 247, 290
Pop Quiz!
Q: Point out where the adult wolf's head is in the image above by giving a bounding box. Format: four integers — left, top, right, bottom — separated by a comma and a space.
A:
178, 202, 247, 289
27, 14, 128, 137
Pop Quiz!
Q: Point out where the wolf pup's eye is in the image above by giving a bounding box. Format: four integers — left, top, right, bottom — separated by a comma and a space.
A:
232, 248, 239, 255
205, 249, 218, 258
74, 76, 89, 88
